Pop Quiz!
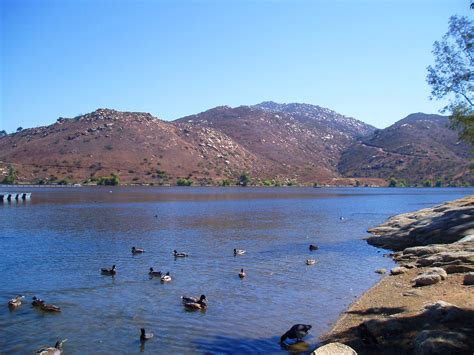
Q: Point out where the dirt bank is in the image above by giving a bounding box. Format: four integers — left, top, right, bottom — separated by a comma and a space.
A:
319, 196, 474, 354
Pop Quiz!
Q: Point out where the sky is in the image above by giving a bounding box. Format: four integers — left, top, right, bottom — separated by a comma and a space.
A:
0, 0, 472, 132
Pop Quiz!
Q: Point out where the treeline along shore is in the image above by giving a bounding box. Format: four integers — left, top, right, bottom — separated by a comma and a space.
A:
317, 196, 474, 355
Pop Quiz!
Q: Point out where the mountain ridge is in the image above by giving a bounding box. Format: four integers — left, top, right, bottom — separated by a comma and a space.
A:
0, 103, 472, 186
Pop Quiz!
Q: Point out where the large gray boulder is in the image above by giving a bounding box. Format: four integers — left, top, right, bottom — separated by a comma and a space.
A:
366, 196, 474, 251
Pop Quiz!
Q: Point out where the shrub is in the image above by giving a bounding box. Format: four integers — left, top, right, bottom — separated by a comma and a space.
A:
177, 178, 192, 186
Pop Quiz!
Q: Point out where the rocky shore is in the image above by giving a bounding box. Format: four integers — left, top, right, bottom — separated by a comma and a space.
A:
318, 196, 474, 354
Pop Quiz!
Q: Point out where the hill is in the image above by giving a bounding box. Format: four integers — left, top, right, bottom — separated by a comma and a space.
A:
338, 113, 473, 185
0, 107, 471, 186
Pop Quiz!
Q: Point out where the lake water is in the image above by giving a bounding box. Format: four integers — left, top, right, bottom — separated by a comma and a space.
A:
1, 187, 473, 354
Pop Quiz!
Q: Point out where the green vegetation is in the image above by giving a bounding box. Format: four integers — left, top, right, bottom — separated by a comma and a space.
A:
388, 178, 409, 187
16, 127, 23, 132
97, 173, 120, 186
423, 180, 433, 188
220, 179, 231, 186
427, 15, 473, 145
2, 165, 17, 184
0, 130, 6, 137
238, 173, 250, 187
176, 178, 192, 186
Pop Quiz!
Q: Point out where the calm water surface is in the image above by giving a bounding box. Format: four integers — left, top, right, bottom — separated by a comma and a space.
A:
1, 187, 473, 354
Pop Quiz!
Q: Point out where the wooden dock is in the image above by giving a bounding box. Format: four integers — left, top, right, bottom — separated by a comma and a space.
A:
0, 192, 31, 202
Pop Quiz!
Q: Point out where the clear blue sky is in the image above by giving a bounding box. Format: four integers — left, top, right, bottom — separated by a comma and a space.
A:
0, 0, 471, 132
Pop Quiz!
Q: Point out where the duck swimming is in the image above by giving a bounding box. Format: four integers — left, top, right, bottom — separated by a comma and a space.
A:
306, 259, 316, 265
234, 249, 246, 256
173, 250, 189, 257
239, 268, 246, 278
183, 295, 207, 311
101, 265, 117, 276
40, 303, 61, 313
181, 294, 206, 304
148, 267, 162, 277
132, 247, 145, 254
140, 328, 153, 341
280, 324, 312, 343
8, 295, 24, 308
35, 339, 67, 355
32, 296, 45, 307
309, 244, 319, 251
161, 272, 172, 282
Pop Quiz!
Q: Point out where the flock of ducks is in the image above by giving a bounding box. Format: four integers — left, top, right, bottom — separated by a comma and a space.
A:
8, 243, 319, 352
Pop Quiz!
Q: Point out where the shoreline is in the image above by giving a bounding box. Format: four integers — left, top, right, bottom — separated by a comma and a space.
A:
318, 196, 474, 354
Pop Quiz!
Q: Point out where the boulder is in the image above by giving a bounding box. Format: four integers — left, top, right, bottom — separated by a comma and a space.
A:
312, 342, 357, 355
423, 301, 463, 322
414, 330, 469, 355
463, 272, 474, 285
390, 267, 407, 275
413, 272, 441, 286
375, 268, 386, 274
426, 267, 447, 280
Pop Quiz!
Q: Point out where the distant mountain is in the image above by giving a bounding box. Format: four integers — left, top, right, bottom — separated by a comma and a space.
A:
176, 103, 375, 183
338, 113, 473, 185
0, 106, 471, 186
255, 101, 375, 138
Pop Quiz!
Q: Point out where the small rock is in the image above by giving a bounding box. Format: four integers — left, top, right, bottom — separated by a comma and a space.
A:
463, 272, 474, 285
414, 330, 469, 355
413, 272, 441, 286
375, 268, 386, 274
390, 267, 407, 275
312, 342, 357, 355
403, 289, 422, 297
426, 267, 447, 280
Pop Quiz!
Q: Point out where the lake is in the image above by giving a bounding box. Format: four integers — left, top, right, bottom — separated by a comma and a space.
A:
1, 187, 472, 354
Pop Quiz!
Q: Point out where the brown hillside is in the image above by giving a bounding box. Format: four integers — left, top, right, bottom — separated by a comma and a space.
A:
338, 113, 474, 185
0, 109, 261, 185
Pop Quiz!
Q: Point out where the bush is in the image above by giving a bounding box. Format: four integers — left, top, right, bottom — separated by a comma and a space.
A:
177, 178, 192, 186
220, 179, 231, 186
97, 173, 120, 186
2, 165, 17, 184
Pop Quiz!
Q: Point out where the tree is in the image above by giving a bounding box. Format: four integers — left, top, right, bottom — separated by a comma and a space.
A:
426, 15, 473, 145
2, 165, 17, 184
0, 130, 6, 137
16, 127, 23, 132
238, 173, 250, 187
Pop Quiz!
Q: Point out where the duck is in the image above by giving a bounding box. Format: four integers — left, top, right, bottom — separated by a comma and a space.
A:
8, 295, 24, 308
239, 268, 246, 278
132, 247, 145, 254
35, 339, 67, 355
40, 303, 61, 313
233, 248, 246, 256
306, 259, 316, 265
280, 324, 312, 343
309, 244, 319, 251
140, 328, 153, 341
181, 294, 206, 304
148, 267, 162, 277
173, 250, 189, 257
184, 295, 207, 311
161, 272, 172, 282
32, 296, 45, 307
101, 265, 117, 276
